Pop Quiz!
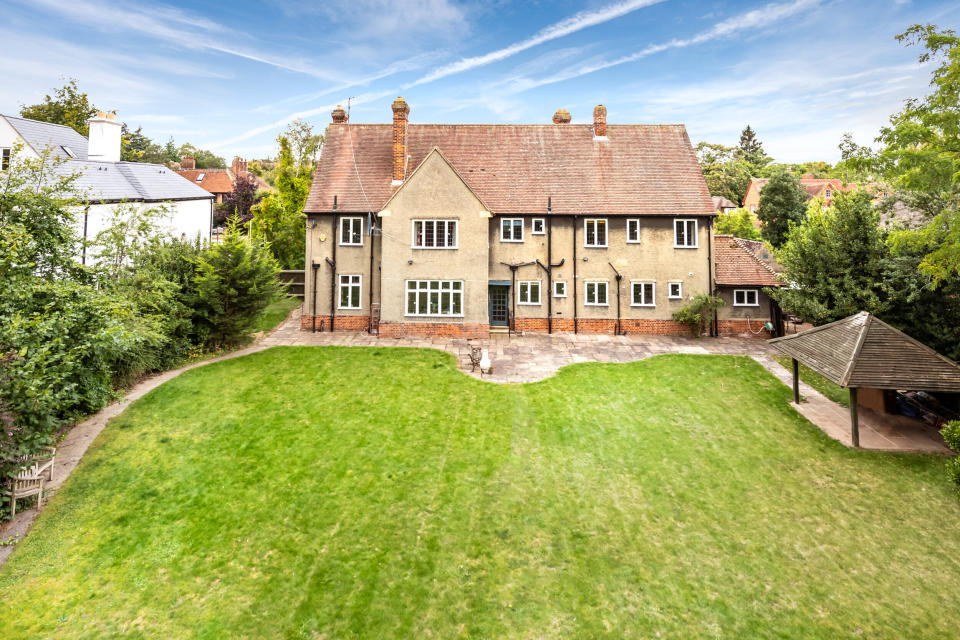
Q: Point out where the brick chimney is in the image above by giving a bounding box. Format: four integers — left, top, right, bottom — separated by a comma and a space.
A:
232, 157, 248, 174
392, 96, 409, 184
331, 105, 348, 124
552, 109, 571, 124
87, 111, 122, 162
593, 105, 607, 139
181, 155, 196, 170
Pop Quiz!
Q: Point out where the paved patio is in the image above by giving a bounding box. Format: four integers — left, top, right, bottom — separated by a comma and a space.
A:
264, 308, 772, 383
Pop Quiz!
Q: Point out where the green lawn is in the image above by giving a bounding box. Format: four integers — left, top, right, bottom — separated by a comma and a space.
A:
2, 348, 959, 638
251, 296, 300, 334
774, 355, 850, 407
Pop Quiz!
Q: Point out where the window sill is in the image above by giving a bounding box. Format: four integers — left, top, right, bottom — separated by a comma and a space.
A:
403, 314, 466, 318
673, 245, 699, 249
411, 246, 459, 250
517, 302, 542, 306
630, 304, 656, 308
500, 239, 524, 243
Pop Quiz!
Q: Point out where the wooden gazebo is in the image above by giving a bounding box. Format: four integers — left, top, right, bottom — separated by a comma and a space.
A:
768, 311, 960, 447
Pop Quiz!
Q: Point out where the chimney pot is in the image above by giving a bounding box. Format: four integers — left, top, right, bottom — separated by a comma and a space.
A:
392, 97, 410, 184
181, 155, 196, 170
87, 110, 123, 162
593, 104, 607, 139
331, 105, 348, 124
552, 109, 571, 124
232, 156, 247, 174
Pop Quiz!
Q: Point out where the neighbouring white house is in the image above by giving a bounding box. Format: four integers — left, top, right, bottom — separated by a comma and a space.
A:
0, 111, 214, 264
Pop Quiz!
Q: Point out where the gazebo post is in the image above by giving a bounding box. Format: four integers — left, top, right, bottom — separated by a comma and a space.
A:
792, 358, 800, 404
849, 387, 860, 448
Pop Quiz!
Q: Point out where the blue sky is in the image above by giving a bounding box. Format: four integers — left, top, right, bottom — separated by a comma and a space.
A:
3, 0, 957, 163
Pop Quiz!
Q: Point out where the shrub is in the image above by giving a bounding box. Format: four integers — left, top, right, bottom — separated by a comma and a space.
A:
942, 421, 960, 496
672, 294, 726, 338
191, 221, 281, 349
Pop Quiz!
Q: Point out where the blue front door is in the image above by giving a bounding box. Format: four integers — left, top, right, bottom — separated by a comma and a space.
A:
489, 285, 509, 326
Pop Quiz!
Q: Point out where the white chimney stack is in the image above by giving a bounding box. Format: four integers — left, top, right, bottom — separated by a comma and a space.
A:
87, 111, 122, 162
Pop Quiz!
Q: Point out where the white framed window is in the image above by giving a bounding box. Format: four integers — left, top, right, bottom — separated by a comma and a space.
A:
825, 188, 832, 198
532, 218, 545, 234
553, 281, 567, 298
0, 148, 10, 171
412, 219, 458, 249
631, 281, 655, 307
674, 218, 698, 248
668, 282, 683, 299
627, 218, 640, 243
584, 218, 608, 247
518, 281, 541, 305
585, 280, 608, 306
405, 280, 463, 316
734, 289, 759, 306
340, 216, 363, 246
500, 218, 523, 242
338, 274, 362, 309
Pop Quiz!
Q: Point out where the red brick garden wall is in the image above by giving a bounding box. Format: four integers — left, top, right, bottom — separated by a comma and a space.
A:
717, 319, 771, 338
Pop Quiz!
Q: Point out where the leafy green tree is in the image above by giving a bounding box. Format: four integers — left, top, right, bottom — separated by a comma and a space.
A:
715, 208, 762, 240
19, 79, 98, 136
250, 136, 309, 268
672, 294, 725, 338
191, 218, 281, 348
695, 142, 752, 205
0, 144, 80, 277
770, 191, 887, 324
283, 119, 323, 168
177, 143, 226, 169
851, 25, 960, 285
757, 170, 809, 247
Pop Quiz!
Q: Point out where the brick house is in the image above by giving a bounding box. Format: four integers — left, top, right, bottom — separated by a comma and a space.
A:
176, 156, 270, 203
742, 174, 861, 212
713, 235, 783, 335
302, 98, 730, 338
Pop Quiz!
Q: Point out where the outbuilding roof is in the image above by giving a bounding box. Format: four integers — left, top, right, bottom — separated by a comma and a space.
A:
305, 123, 714, 216
2, 114, 89, 160
713, 235, 781, 287
175, 168, 270, 195
64, 161, 213, 202
768, 311, 960, 392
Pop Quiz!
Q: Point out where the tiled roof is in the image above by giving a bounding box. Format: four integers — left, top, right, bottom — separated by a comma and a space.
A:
2, 114, 89, 160
66, 161, 213, 202
305, 123, 714, 216
748, 177, 857, 200
769, 312, 960, 391
714, 234, 781, 287
712, 195, 737, 210
175, 169, 270, 195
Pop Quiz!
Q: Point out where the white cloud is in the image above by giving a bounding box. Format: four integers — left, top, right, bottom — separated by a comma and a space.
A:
406, 0, 666, 87
20, 0, 345, 81
499, 0, 823, 94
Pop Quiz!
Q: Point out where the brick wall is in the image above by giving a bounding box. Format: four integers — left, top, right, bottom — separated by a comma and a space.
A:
379, 322, 489, 339
516, 317, 687, 335
717, 319, 771, 338
300, 314, 369, 331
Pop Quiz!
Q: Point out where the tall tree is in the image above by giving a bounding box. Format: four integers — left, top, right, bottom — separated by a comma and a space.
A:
249, 135, 310, 268
695, 142, 752, 205
870, 25, 960, 285
736, 125, 768, 166
714, 208, 762, 240
756, 170, 808, 247
19, 79, 98, 136
177, 143, 226, 169
770, 192, 887, 324
283, 119, 323, 168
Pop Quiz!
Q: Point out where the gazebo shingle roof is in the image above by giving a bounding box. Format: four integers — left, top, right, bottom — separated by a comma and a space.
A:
768, 311, 960, 392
